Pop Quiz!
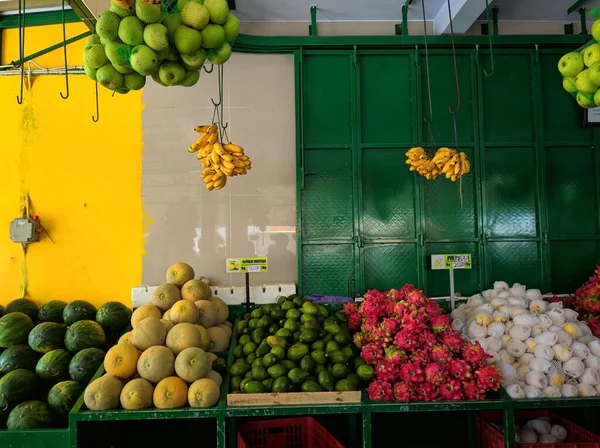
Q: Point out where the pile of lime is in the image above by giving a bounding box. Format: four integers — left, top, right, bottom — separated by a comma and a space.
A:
229, 295, 374, 394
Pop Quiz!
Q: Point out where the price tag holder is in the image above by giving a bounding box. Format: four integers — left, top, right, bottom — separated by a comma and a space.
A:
430, 254, 472, 311
226, 257, 268, 274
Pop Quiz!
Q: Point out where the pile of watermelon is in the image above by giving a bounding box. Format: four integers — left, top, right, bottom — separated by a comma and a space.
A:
0, 298, 132, 430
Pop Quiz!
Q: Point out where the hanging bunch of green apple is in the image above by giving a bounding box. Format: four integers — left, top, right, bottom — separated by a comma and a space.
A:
82, 0, 240, 93
558, 18, 600, 108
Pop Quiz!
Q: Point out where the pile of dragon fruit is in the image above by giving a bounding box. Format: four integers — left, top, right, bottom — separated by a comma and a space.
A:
342, 284, 501, 402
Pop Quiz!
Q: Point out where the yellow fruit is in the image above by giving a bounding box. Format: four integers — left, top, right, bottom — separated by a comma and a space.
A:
223, 142, 243, 154
187, 378, 220, 408
104, 344, 140, 380
207, 133, 218, 144
210, 149, 220, 164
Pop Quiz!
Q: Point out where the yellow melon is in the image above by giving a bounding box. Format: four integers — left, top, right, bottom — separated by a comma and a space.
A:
195, 300, 218, 328
205, 370, 222, 387
161, 318, 174, 333
137, 345, 175, 384
131, 303, 162, 328
153, 376, 188, 409
174, 347, 210, 383
207, 326, 230, 352
118, 331, 133, 345
208, 296, 229, 324
165, 262, 195, 287
181, 279, 211, 302
216, 323, 232, 339
120, 378, 154, 410
104, 343, 140, 380
163, 309, 171, 320
84, 375, 123, 411
194, 325, 211, 351
170, 300, 200, 324
131, 317, 167, 351
187, 378, 220, 408
205, 352, 218, 365
166, 323, 201, 355
223, 321, 233, 329
152, 283, 181, 312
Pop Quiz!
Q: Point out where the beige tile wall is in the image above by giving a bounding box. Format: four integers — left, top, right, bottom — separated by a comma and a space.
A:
142, 53, 297, 288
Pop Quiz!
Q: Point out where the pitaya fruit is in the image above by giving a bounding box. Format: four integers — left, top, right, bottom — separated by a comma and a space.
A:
475, 365, 501, 391
447, 359, 472, 381
402, 309, 427, 332
393, 381, 413, 402
399, 283, 417, 298
367, 379, 394, 402
400, 362, 424, 383
384, 345, 406, 365
381, 317, 402, 334
362, 318, 379, 333
342, 302, 359, 316
424, 299, 441, 317
441, 332, 463, 352
424, 363, 446, 385
414, 382, 438, 402
394, 300, 411, 317
347, 312, 363, 332
374, 359, 398, 382
463, 381, 484, 400
462, 342, 487, 366
361, 343, 383, 365
430, 314, 451, 333
353, 332, 365, 348
431, 345, 452, 364
410, 348, 431, 366
439, 379, 464, 401
405, 289, 427, 306
394, 329, 418, 352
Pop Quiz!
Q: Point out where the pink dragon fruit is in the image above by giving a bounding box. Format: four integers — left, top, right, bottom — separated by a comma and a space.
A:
430, 345, 452, 364
342, 302, 359, 316
399, 283, 417, 298
361, 318, 379, 333
347, 312, 363, 332
393, 329, 418, 352
353, 332, 365, 348
381, 317, 402, 334
418, 330, 437, 349
405, 289, 427, 306
367, 379, 394, 402
424, 299, 441, 317
463, 381, 484, 400
394, 301, 411, 318
402, 310, 427, 332
361, 343, 383, 365
441, 332, 463, 352
475, 365, 501, 391
384, 345, 406, 365
430, 314, 450, 333
424, 363, 446, 385
410, 348, 431, 366
462, 342, 488, 367
374, 359, 398, 382
370, 328, 392, 347
400, 362, 424, 383
439, 379, 464, 401
413, 382, 438, 402
393, 381, 413, 402
447, 359, 472, 381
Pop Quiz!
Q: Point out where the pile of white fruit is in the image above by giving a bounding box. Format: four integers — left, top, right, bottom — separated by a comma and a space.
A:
451, 281, 600, 399
83, 0, 239, 93
558, 18, 600, 108
516, 417, 567, 444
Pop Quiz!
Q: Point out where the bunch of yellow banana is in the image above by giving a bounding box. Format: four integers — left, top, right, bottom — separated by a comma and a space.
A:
405, 146, 471, 181
188, 123, 252, 191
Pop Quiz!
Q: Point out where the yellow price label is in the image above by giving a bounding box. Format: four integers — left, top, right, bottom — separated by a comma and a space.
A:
226, 257, 268, 274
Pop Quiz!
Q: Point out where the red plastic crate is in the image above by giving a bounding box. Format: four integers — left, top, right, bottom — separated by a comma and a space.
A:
237, 417, 344, 448
477, 410, 600, 448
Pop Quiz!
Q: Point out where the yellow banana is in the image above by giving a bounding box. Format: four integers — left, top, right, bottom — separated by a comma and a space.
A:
200, 169, 215, 179
200, 158, 209, 168
232, 158, 245, 168
234, 167, 247, 175
221, 167, 235, 176
212, 163, 221, 172
239, 155, 249, 161
211, 172, 223, 183
221, 159, 235, 170
194, 124, 213, 133
210, 149, 221, 165
214, 176, 226, 188
207, 133, 218, 144
221, 152, 234, 162
214, 142, 226, 156
206, 181, 215, 190
224, 142, 244, 154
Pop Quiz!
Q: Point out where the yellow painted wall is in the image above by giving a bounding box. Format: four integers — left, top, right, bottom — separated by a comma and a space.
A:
0, 23, 145, 307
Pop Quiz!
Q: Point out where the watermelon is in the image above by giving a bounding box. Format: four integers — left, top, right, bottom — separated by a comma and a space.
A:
69, 348, 105, 384
4, 298, 38, 321
38, 300, 68, 323
0, 369, 38, 408
0, 305, 4, 317
96, 301, 132, 333
28, 322, 66, 354
0, 312, 34, 348
65, 320, 105, 353
47, 380, 83, 416
0, 344, 42, 375
63, 301, 96, 326
7, 400, 53, 430
36, 349, 73, 384
0, 408, 8, 429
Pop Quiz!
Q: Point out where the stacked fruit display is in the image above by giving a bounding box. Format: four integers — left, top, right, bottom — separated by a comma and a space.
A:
405, 147, 470, 181
0, 298, 131, 429
230, 295, 370, 394
83, 262, 230, 411
453, 281, 600, 399
83, 0, 240, 93
342, 285, 501, 402
558, 17, 600, 108
188, 123, 252, 191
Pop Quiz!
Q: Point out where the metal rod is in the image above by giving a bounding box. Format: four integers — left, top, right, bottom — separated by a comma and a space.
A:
245, 272, 251, 312
0, 31, 91, 72
449, 268, 455, 310
580, 8, 589, 37
59, 0, 69, 99
492, 6, 499, 35
568, 0, 590, 15
0, 68, 84, 75
16, 0, 25, 104
309, 5, 318, 36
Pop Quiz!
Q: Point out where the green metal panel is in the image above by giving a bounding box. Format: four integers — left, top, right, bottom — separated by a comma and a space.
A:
303, 244, 355, 296
363, 244, 419, 291
425, 243, 481, 297
488, 242, 542, 287
550, 241, 600, 293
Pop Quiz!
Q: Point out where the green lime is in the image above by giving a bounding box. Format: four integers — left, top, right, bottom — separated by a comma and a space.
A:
286, 308, 302, 320
356, 364, 375, 381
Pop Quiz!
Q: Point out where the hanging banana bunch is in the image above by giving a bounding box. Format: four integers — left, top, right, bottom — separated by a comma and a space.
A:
187, 123, 252, 191
405, 147, 470, 181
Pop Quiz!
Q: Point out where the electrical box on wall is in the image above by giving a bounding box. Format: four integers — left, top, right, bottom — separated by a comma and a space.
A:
9, 217, 40, 244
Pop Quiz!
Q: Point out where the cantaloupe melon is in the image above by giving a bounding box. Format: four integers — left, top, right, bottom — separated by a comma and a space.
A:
216, 323, 232, 339
181, 279, 210, 302
160, 319, 174, 333
153, 376, 188, 409
104, 344, 139, 380
131, 317, 167, 351
120, 378, 154, 410
163, 309, 171, 320
205, 352, 218, 365
187, 378, 220, 408
137, 346, 175, 384
208, 296, 229, 324
223, 321, 233, 329
207, 326, 230, 352
84, 375, 123, 411
152, 283, 181, 312
131, 304, 162, 328
166, 262, 195, 288
170, 300, 199, 324
166, 323, 202, 355
195, 301, 218, 328
174, 347, 210, 383
119, 331, 133, 345
205, 370, 222, 387
194, 325, 211, 351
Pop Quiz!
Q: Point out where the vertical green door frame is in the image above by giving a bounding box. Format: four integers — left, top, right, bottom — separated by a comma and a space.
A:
294, 48, 305, 295
351, 47, 364, 298
414, 46, 427, 290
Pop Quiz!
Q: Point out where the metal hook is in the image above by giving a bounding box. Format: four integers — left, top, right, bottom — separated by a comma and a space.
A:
59, 0, 69, 99
16, 0, 26, 104
202, 63, 214, 74
446, 0, 461, 114
211, 64, 224, 107
92, 82, 99, 122
483, 0, 495, 77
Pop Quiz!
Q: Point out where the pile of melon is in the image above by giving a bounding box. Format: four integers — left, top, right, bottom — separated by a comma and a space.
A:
84, 262, 231, 410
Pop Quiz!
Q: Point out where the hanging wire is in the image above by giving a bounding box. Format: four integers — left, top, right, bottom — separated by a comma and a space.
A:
16, 0, 26, 104
92, 81, 99, 122
446, 0, 461, 114
59, 0, 69, 99
421, 0, 437, 152
202, 63, 214, 74
483, 0, 495, 77
210, 65, 228, 140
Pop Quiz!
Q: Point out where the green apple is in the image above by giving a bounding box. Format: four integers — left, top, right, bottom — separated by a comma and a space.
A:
575, 69, 598, 94
563, 77, 578, 93
577, 91, 596, 108
592, 19, 600, 43
589, 61, 600, 86
584, 43, 600, 68
558, 52, 584, 77
594, 89, 600, 106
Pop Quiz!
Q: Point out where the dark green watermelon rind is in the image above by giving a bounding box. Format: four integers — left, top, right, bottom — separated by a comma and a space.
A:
6, 400, 53, 430
4, 299, 39, 322
28, 322, 67, 354
35, 349, 73, 385
0, 313, 34, 349
0, 369, 39, 409
38, 300, 68, 324
0, 345, 42, 375
68, 348, 106, 385
96, 302, 132, 333
47, 380, 83, 417
62, 301, 97, 327
64, 320, 106, 353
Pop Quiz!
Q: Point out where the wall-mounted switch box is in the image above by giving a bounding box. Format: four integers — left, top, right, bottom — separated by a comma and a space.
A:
9, 218, 40, 244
